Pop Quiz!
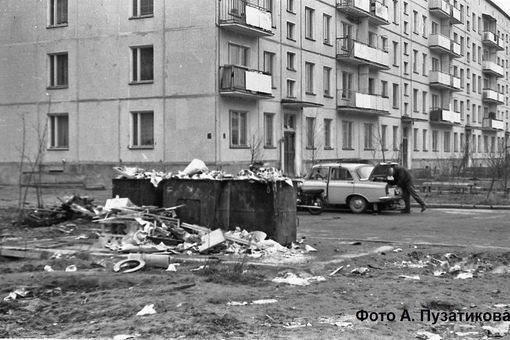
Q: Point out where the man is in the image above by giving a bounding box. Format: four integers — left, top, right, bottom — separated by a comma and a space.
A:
388, 165, 427, 214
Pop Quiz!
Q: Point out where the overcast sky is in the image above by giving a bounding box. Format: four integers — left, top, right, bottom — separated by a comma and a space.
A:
492, 0, 510, 17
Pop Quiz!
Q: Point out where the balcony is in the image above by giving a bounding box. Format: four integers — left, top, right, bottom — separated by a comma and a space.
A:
218, 0, 273, 37
482, 60, 504, 78
482, 89, 504, 104
336, 37, 389, 70
429, 34, 461, 58
336, 0, 389, 25
429, 70, 461, 91
430, 108, 461, 125
337, 90, 390, 116
482, 118, 505, 131
219, 65, 273, 99
429, 0, 451, 19
450, 5, 462, 24
369, 0, 389, 25
482, 31, 505, 51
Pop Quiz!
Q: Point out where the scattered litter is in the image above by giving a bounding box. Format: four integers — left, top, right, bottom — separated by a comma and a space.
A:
482, 322, 510, 337
251, 299, 278, 305
272, 273, 326, 286
44, 265, 54, 272
329, 266, 343, 276
399, 275, 420, 280
166, 263, 180, 272
65, 265, 77, 272
136, 304, 157, 316
393, 248, 402, 253
416, 330, 442, 340
494, 304, 509, 308
113, 335, 136, 340
190, 265, 206, 272
227, 301, 248, 306
350, 267, 369, 275
305, 245, 317, 252
455, 272, 473, 280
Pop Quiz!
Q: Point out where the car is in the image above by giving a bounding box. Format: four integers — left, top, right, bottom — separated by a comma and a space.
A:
299, 162, 402, 213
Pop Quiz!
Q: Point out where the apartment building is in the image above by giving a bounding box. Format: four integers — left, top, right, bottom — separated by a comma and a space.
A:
0, 0, 509, 186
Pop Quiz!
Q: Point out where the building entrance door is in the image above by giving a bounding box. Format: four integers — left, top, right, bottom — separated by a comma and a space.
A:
402, 127, 409, 168
284, 132, 295, 177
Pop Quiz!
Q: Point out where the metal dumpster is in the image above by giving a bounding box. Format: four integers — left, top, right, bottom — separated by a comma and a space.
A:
227, 180, 296, 246
112, 178, 165, 207
162, 179, 229, 230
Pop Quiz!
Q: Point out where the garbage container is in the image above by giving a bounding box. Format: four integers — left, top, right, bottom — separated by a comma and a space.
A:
162, 179, 229, 230
227, 180, 296, 246
112, 178, 165, 207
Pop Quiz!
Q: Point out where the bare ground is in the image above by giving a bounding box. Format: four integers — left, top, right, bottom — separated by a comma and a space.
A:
1, 185, 510, 339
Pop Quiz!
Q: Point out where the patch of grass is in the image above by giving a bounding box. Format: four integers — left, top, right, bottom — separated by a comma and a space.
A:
194, 256, 267, 286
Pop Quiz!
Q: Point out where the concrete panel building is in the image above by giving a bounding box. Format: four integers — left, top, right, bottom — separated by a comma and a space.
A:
0, 0, 509, 187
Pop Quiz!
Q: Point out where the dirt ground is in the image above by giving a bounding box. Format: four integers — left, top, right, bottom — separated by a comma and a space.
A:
2, 185, 510, 339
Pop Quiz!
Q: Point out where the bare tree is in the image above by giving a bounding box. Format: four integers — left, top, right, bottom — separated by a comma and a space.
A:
249, 133, 264, 166
482, 137, 509, 198
304, 114, 323, 168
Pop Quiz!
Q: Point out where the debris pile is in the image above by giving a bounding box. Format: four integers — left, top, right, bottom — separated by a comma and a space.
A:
114, 158, 292, 187
21, 195, 97, 228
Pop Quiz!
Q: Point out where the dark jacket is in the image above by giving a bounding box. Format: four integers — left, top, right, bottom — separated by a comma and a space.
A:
389, 166, 413, 187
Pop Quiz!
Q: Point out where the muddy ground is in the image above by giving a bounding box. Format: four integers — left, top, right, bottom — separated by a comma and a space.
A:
1, 186, 510, 339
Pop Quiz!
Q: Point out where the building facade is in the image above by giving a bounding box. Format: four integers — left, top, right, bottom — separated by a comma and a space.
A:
0, 0, 509, 186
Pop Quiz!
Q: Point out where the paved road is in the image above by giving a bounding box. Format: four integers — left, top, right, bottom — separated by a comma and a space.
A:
297, 208, 510, 249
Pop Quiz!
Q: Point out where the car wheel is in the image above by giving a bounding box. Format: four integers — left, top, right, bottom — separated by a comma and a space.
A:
348, 196, 368, 214
308, 196, 325, 215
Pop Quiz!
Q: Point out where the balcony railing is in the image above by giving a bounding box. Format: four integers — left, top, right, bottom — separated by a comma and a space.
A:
430, 108, 461, 124
429, 70, 461, 91
450, 5, 462, 24
429, 33, 461, 57
482, 118, 505, 130
337, 90, 390, 114
219, 65, 272, 99
482, 31, 504, 51
482, 60, 504, 78
218, 0, 273, 37
369, 0, 389, 25
336, 37, 389, 70
482, 88, 504, 104
336, 0, 371, 17
429, 0, 451, 19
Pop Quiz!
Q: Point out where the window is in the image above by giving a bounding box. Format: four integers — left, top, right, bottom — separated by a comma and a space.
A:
404, 21, 408, 34
413, 128, 419, 151
403, 2, 408, 15
287, 52, 295, 70
323, 14, 331, 44
393, 41, 399, 66
287, 0, 295, 13
287, 79, 296, 98
413, 50, 418, 73
287, 22, 296, 40
229, 44, 248, 66
454, 132, 459, 152
404, 61, 409, 75
342, 121, 353, 149
392, 83, 399, 108
305, 62, 314, 94
381, 125, 387, 150
422, 53, 427, 75
444, 131, 450, 152
364, 123, 374, 149
264, 113, 274, 147
422, 15, 427, 36
342, 71, 353, 99
404, 42, 409, 55
324, 119, 332, 149
305, 7, 314, 40
483, 135, 489, 153
393, 126, 399, 150
413, 11, 418, 33
306, 117, 316, 149
48, 0, 68, 26
131, 111, 154, 147
131, 46, 154, 82
230, 111, 247, 147
393, 0, 398, 23
422, 91, 427, 113
263, 52, 275, 88
413, 89, 418, 112
422, 129, 428, 151
323, 67, 331, 97
132, 0, 153, 18
404, 83, 409, 96
48, 114, 69, 149
381, 81, 388, 97
432, 130, 438, 151
48, 53, 68, 87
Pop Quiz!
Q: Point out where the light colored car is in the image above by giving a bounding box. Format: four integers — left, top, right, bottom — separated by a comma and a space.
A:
300, 162, 402, 213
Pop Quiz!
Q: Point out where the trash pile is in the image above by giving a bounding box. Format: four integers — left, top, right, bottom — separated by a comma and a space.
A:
94, 196, 302, 259
21, 195, 97, 228
114, 158, 293, 187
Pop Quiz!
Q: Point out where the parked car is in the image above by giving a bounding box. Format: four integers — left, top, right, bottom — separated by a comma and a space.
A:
299, 162, 402, 213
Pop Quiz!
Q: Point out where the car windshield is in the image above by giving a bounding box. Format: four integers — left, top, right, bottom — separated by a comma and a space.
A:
356, 165, 374, 180
307, 167, 329, 180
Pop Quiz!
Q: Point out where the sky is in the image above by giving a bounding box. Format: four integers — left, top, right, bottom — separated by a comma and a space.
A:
491, 0, 510, 17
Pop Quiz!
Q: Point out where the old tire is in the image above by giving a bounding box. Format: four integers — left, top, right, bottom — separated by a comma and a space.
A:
308, 196, 325, 215
349, 196, 368, 214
